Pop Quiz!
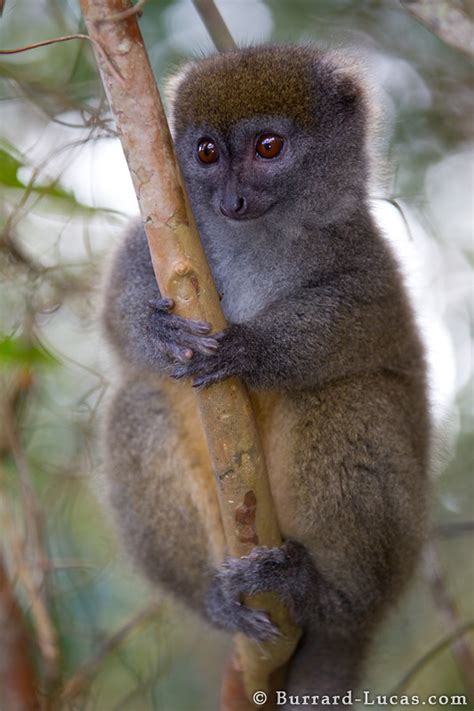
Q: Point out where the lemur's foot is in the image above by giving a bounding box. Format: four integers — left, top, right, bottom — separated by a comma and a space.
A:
206, 558, 280, 641
206, 541, 316, 636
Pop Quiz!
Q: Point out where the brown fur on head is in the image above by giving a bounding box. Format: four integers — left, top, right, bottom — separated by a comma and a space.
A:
166, 45, 370, 134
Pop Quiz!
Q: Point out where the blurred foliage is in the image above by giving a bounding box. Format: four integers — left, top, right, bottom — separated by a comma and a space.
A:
0, 1, 473, 710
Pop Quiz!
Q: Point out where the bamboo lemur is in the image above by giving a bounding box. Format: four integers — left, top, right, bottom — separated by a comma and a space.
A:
101, 46, 430, 704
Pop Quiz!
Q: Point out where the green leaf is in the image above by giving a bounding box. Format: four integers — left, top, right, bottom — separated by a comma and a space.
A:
0, 141, 120, 214
0, 146, 25, 188
0, 335, 58, 367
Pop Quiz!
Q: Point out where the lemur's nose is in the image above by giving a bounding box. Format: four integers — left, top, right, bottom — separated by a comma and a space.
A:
220, 193, 248, 219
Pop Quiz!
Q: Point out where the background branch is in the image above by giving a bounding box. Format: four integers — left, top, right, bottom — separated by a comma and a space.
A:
389, 621, 474, 695
193, 0, 237, 51
58, 603, 161, 703
0, 554, 39, 711
435, 521, 474, 538
400, 0, 474, 57
423, 542, 474, 697
1, 401, 59, 686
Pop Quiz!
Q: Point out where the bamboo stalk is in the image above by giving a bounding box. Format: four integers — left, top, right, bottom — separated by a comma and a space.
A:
80, 0, 300, 702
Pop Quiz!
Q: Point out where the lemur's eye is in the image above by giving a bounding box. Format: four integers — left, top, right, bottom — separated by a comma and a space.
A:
256, 134, 284, 159
197, 138, 219, 164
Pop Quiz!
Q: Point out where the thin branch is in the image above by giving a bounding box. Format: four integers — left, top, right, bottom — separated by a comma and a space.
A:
435, 521, 474, 538
99, 0, 149, 23
58, 603, 161, 703
0, 66, 115, 134
389, 621, 474, 695
193, 0, 237, 52
1, 129, 118, 302
113, 668, 164, 711
423, 543, 474, 697
0, 34, 91, 55
0, 34, 124, 83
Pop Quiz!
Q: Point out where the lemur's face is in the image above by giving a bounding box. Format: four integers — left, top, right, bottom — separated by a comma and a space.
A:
171, 46, 369, 230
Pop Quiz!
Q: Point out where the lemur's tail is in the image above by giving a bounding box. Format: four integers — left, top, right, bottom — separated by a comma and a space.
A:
282, 629, 370, 710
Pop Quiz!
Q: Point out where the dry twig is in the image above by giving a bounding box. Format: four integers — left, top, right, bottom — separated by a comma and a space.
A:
0, 34, 92, 55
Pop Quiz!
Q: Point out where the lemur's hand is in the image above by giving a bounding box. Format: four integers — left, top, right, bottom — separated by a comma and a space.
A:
205, 541, 317, 638
170, 323, 248, 388
148, 298, 219, 364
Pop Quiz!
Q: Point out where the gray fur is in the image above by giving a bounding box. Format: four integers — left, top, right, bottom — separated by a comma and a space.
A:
100, 45, 430, 704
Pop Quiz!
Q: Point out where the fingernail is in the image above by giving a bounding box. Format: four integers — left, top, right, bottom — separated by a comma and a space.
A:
195, 321, 212, 333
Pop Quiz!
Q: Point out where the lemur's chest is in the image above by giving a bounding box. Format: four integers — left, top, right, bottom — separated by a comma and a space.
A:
220, 275, 275, 322
207, 247, 297, 323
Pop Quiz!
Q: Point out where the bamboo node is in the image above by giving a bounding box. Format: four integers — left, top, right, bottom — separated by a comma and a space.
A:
175, 262, 192, 277
117, 38, 132, 54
